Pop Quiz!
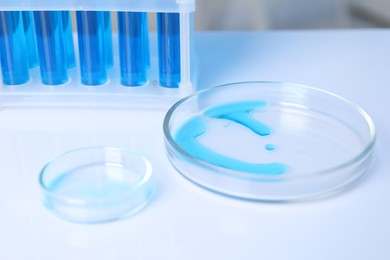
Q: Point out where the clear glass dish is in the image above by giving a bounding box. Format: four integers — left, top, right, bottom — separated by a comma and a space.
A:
163, 81, 376, 202
39, 147, 154, 223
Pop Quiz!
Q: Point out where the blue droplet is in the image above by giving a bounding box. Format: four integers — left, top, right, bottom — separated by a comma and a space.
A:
265, 144, 276, 151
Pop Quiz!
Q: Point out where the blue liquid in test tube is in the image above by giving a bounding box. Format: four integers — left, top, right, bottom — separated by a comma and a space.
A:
118, 12, 148, 86
34, 11, 68, 85
0, 11, 30, 85
61, 11, 76, 68
104, 12, 113, 69
142, 13, 150, 69
22, 11, 38, 68
157, 13, 181, 88
76, 11, 107, 85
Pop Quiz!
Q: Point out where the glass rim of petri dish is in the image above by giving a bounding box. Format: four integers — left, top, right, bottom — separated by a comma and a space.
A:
163, 81, 376, 182
39, 146, 153, 205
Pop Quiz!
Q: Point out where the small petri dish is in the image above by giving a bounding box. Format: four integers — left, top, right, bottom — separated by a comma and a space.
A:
163, 81, 376, 202
39, 147, 154, 223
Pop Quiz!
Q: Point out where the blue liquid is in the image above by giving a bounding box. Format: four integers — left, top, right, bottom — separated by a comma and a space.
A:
205, 101, 272, 136
104, 12, 113, 69
61, 11, 75, 68
34, 11, 68, 85
174, 101, 288, 175
118, 12, 148, 86
142, 13, 150, 69
22, 11, 38, 68
76, 11, 107, 86
48, 171, 134, 200
157, 13, 180, 88
265, 144, 276, 151
0, 11, 30, 85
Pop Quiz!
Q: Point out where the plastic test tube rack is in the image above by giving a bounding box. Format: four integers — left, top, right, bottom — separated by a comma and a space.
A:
0, 0, 196, 108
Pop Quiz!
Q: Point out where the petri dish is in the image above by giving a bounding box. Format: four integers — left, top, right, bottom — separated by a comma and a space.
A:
163, 81, 376, 202
39, 147, 154, 223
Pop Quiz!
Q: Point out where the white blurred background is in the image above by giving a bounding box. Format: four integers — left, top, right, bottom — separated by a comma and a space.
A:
73, 0, 390, 31
193, 0, 390, 30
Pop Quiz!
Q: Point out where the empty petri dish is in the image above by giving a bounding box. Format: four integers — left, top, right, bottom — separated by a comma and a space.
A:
163, 81, 376, 202
39, 147, 154, 223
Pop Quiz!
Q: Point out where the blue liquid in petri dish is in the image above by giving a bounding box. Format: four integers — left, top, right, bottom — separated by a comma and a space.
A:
157, 13, 181, 88
0, 11, 30, 85
174, 101, 288, 175
118, 12, 148, 86
204, 101, 272, 136
47, 169, 135, 201
34, 11, 68, 85
76, 11, 107, 86
265, 144, 276, 151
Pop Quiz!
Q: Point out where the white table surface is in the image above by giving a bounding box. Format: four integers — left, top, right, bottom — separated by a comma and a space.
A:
1, 30, 390, 260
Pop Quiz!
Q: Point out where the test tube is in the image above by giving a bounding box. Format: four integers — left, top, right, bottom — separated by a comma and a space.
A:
142, 13, 150, 69
0, 11, 30, 85
118, 12, 148, 86
22, 11, 38, 68
157, 13, 181, 88
76, 11, 107, 85
34, 11, 68, 85
61, 11, 76, 68
104, 12, 113, 69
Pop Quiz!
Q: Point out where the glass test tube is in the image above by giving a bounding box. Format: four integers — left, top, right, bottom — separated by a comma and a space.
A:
157, 13, 181, 88
22, 11, 38, 68
61, 11, 76, 68
34, 11, 68, 85
104, 12, 113, 69
0, 11, 30, 85
142, 13, 150, 69
118, 12, 148, 86
76, 11, 107, 85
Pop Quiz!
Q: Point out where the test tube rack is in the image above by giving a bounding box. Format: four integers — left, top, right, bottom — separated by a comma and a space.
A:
0, 0, 196, 109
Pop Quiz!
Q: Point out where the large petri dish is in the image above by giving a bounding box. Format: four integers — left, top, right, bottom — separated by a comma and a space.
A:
163, 81, 376, 202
